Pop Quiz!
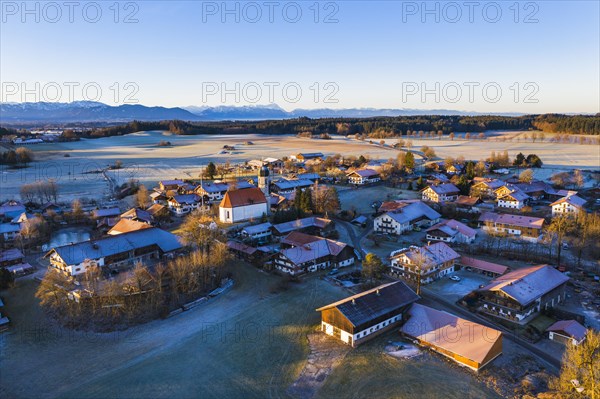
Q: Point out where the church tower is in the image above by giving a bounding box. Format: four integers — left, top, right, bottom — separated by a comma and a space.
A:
258, 162, 270, 199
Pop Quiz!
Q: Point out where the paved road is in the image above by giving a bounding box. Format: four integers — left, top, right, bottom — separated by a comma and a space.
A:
334, 217, 373, 257
421, 287, 561, 371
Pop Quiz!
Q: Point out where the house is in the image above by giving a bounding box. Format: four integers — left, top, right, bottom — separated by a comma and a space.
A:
425, 219, 477, 243
272, 233, 355, 275
46, 227, 182, 276
546, 320, 587, 346
479, 212, 545, 242
120, 208, 153, 224
241, 222, 272, 243
514, 181, 553, 200
227, 241, 269, 265
296, 172, 321, 182
42, 202, 63, 216
107, 219, 153, 235
248, 157, 283, 170
91, 207, 121, 220
421, 183, 460, 203
271, 179, 313, 194
316, 281, 419, 347
497, 189, 530, 209
167, 194, 202, 216
291, 152, 324, 162
470, 179, 506, 199
550, 195, 586, 217
446, 164, 463, 175
389, 242, 460, 284
0, 201, 26, 222
454, 195, 482, 213
477, 265, 569, 323
400, 304, 502, 372
149, 191, 168, 205
272, 217, 334, 237
374, 201, 441, 235
0, 248, 25, 268
458, 256, 509, 277
346, 169, 381, 185
0, 223, 21, 242
146, 203, 169, 221
219, 187, 268, 224
196, 181, 254, 203
158, 179, 184, 191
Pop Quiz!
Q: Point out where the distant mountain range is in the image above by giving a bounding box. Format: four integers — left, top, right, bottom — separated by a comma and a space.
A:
0, 101, 524, 124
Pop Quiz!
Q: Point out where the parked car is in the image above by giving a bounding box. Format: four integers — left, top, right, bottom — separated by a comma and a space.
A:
449, 275, 461, 282
327, 268, 339, 276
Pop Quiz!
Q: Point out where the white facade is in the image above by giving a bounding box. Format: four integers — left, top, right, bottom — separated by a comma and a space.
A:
321, 312, 404, 347
374, 215, 409, 235
219, 203, 268, 224
551, 202, 582, 216
348, 174, 381, 185
498, 198, 525, 209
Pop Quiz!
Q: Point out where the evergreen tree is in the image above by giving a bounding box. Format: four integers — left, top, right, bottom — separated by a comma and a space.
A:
404, 151, 415, 171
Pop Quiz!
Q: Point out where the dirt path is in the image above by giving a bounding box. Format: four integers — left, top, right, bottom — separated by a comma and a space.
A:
287, 333, 351, 399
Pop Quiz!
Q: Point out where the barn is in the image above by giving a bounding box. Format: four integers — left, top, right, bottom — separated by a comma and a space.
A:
316, 281, 419, 347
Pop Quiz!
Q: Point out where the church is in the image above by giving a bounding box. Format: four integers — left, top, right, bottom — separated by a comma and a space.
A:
219, 164, 270, 223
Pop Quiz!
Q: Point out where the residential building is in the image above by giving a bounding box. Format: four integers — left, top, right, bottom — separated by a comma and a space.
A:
374, 201, 441, 235
421, 183, 460, 203
425, 219, 477, 243
0, 223, 21, 242
219, 187, 268, 224
291, 152, 324, 162
497, 189, 530, 209
478, 265, 569, 323
454, 195, 482, 213
271, 178, 313, 194
550, 195, 587, 217
107, 219, 153, 235
46, 227, 182, 276
400, 304, 503, 372
470, 178, 506, 199
272, 232, 355, 275
546, 320, 587, 346
316, 281, 419, 347
241, 222, 272, 243
0, 248, 25, 268
120, 208, 153, 224
196, 181, 254, 203
272, 216, 334, 237
158, 179, 184, 191
167, 194, 202, 216
479, 212, 545, 242
389, 242, 460, 284
346, 169, 381, 185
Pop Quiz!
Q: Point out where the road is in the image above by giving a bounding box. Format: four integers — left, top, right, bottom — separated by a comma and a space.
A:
334, 217, 373, 257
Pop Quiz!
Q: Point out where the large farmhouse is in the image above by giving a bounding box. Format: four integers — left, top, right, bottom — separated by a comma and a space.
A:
46, 227, 182, 276
425, 219, 477, 243
400, 304, 503, 372
346, 169, 381, 185
477, 265, 569, 323
272, 232, 355, 275
219, 187, 268, 223
389, 242, 460, 284
479, 212, 545, 242
497, 189, 530, 210
550, 194, 586, 216
374, 201, 440, 235
421, 183, 460, 203
316, 281, 419, 347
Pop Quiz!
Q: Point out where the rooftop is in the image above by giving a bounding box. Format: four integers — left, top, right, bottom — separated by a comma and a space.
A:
479, 212, 545, 230
550, 194, 587, 208
220, 187, 267, 208
479, 265, 569, 306
316, 281, 419, 327
426, 183, 460, 195
546, 320, 587, 341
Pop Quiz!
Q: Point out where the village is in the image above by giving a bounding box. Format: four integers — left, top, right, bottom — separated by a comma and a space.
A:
1, 145, 599, 399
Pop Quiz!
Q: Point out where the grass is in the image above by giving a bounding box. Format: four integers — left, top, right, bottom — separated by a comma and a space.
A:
1, 266, 504, 399
317, 331, 503, 399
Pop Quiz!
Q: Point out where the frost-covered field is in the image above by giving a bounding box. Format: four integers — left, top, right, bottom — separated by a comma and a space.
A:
0, 130, 597, 202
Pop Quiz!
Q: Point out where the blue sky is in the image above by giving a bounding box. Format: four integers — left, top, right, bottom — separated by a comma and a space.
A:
1, 1, 598, 113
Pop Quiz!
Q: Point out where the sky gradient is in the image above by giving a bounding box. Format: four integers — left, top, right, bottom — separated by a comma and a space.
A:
1, 0, 599, 113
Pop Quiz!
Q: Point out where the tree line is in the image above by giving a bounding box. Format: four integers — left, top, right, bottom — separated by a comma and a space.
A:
42, 113, 600, 141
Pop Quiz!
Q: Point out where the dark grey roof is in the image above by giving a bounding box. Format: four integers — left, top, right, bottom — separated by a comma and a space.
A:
49, 228, 182, 265
316, 281, 419, 327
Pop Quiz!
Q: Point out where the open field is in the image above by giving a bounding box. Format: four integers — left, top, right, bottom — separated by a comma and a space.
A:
1, 263, 502, 399
0, 130, 598, 202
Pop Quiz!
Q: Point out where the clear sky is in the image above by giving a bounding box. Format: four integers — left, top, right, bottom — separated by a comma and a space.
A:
1, 0, 598, 113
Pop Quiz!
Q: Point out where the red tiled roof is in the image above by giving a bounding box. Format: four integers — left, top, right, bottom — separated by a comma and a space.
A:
220, 187, 267, 208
